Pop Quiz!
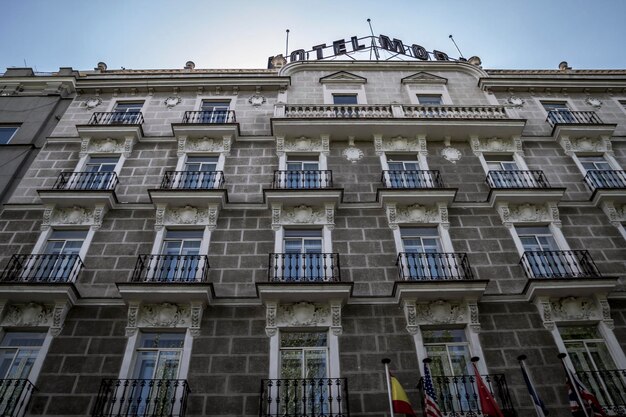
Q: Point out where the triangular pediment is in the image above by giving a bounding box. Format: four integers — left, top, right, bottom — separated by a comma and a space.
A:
319, 71, 367, 84
401, 72, 448, 85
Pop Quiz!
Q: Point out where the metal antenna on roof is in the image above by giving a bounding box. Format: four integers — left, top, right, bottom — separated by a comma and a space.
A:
367, 19, 380, 61
449, 34, 465, 59
285, 29, 290, 57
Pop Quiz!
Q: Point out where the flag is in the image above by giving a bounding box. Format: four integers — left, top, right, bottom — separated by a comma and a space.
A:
422, 362, 443, 417
564, 364, 608, 417
520, 361, 549, 416
390, 374, 416, 417
471, 362, 504, 417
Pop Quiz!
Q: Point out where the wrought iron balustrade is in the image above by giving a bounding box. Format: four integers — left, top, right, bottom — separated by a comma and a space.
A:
0, 254, 83, 283
418, 373, 515, 417
92, 379, 190, 417
575, 369, 626, 416
131, 255, 209, 283
546, 110, 604, 126
396, 252, 474, 281
284, 104, 392, 118
403, 105, 508, 119
268, 253, 340, 282
181, 110, 236, 124
584, 170, 626, 190
259, 378, 349, 417
486, 170, 550, 189
52, 171, 119, 191
0, 379, 36, 417
519, 250, 602, 279
160, 171, 225, 190
89, 111, 144, 125
272, 170, 333, 189
381, 170, 443, 188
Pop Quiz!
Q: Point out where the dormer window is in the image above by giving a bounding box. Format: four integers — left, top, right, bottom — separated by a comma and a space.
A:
416, 94, 443, 105
332, 94, 358, 105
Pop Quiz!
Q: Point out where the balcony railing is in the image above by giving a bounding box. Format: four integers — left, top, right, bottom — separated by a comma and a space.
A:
284, 105, 392, 118
92, 379, 190, 417
546, 110, 604, 127
576, 369, 626, 416
418, 374, 515, 417
268, 253, 340, 282
381, 170, 444, 188
0, 254, 83, 283
51, 171, 119, 191
584, 170, 626, 190
396, 252, 474, 281
0, 379, 36, 417
519, 250, 602, 279
403, 105, 508, 119
272, 170, 333, 189
160, 171, 225, 190
486, 170, 550, 189
131, 255, 209, 283
181, 110, 236, 124
89, 111, 144, 125
259, 378, 349, 417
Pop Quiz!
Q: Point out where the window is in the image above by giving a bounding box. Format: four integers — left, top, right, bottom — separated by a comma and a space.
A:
484, 155, 526, 188
386, 155, 427, 188
541, 101, 575, 124
516, 226, 570, 277
0, 332, 46, 379
44, 230, 87, 255
400, 227, 445, 279
112, 101, 144, 124
79, 156, 119, 190
156, 230, 203, 281
180, 156, 219, 189
283, 229, 324, 281
200, 100, 231, 123
37, 230, 87, 281
516, 226, 558, 252
579, 156, 612, 172
416, 94, 443, 105
285, 155, 321, 189
0, 126, 18, 144
332, 94, 358, 105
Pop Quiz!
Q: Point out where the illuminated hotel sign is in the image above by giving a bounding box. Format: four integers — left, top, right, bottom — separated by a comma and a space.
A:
268, 34, 462, 68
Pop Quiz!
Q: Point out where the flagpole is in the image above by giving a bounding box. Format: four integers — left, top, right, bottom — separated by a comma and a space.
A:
382, 358, 396, 417
517, 354, 546, 417
558, 353, 590, 417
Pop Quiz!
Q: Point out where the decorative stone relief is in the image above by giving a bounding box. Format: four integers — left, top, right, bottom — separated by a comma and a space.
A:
189, 302, 204, 337
126, 303, 140, 336
386, 203, 449, 229
272, 204, 335, 230
506, 96, 524, 108
497, 202, 560, 227
276, 302, 331, 327
51, 302, 71, 336
164, 96, 182, 108
598, 299, 614, 329
1, 303, 53, 327
585, 97, 602, 109
330, 303, 342, 335
402, 300, 419, 335
551, 297, 595, 321
558, 136, 612, 156
415, 300, 466, 325
79, 137, 135, 158
285, 136, 322, 152
248, 94, 266, 107
138, 303, 191, 328
536, 298, 555, 330
155, 205, 219, 230
342, 146, 364, 163
266, 302, 277, 337
471, 136, 524, 156
374, 136, 425, 156
468, 302, 480, 332
441, 147, 462, 164
85, 97, 103, 109
601, 201, 626, 228
41, 205, 107, 230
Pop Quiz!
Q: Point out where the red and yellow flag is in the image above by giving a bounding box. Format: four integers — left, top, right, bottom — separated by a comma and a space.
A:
390, 375, 416, 417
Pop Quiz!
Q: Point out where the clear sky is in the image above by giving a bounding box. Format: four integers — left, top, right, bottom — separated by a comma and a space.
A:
2, 0, 626, 72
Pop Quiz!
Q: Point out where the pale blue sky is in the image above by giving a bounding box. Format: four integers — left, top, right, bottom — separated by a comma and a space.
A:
2, 0, 626, 71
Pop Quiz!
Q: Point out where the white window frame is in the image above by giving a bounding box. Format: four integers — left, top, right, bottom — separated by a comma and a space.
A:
151, 227, 211, 258
104, 99, 147, 114
274, 227, 332, 255
75, 153, 126, 179
611, 97, 626, 118
406, 85, 452, 105
323, 87, 367, 105
32, 227, 95, 264
507, 223, 570, 258
535, 97, 576, 119
380, 152, 429, 172
193, 96, 237, 113
477, 153, 529, 176
0, 126, 19, 145
0, 329, 54, 386
391, 224, 453, 256
570, 153, 621, 179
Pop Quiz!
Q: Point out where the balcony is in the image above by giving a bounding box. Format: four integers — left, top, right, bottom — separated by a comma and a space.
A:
258, 253, 351, 303
576, 369, 626, 416
418, 373, 515, 417
92, 379, 190, 417
584, 170, 626, 206
546, 110, 616, 141
0, 254, 82, 304
264, 171, 342, 206
485, 170, 565, 205
378, 170, 456, 206
272, 104, 525, 140
393, 252, 487, 301
171, 110, 239, 140
0, 379, 36, 417
117, 255, 212, 304
38, 171, 119, 208
76, 112, 144, 141
148, 171, 227, 207
259, 378, 349, 417
520, 250, 617, 299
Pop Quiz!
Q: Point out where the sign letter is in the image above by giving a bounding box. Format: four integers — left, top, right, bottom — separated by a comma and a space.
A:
379, 35, 405, 54
351, 36, 366, 51
411, 44, 429, 60
333, 39, 347, 55
312, 44, 326, 60
290, 49, 307, 62
433, 50, 449, 61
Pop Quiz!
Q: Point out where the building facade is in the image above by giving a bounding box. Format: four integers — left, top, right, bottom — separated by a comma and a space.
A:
0, 58, 624, 417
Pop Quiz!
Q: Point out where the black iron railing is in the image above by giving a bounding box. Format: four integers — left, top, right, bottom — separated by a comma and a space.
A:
89, 111, 144, 125
396, 252, 474, 281
131, 255, 209, 283
92, 379, 190, 417
584, 170, 626, 190
0, 254, 83, 283
181, 110, 236, 124
418, 374, 515, 417
0, 379, 36, 417
519, 250, 602, 279
381, 170, 444, 188
259, 378, 349, 417
486, 170, 550, 189
52, 171, 119, 191
576, 369, 626, 416
546, 110, 604, 126
268, 253, 340, 282
272, 170, 333, 189
160, 171, 225, 190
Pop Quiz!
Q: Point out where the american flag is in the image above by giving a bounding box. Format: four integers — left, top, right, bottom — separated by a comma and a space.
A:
422, 362, 443, 417
565, 367, 608, 417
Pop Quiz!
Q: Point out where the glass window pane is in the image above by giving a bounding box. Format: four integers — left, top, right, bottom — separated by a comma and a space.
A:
201, 101, 230, 110
0, 127, 19, 144
304, 349, 328, 378
423, 329, 467, 344
542, 101, 569, 111
332, 95, 358, 105
560, 326, 602, 340
165, 230, 204, 239
416, 95, 443, 105
280, 350, 303, 379
400, 227, 439, 237
516, 226, 551, 236
115, 102, 144, 112
284, 229, 323, 238
139, 333, 185, 349
280, 332, 327, 348
49, 230, 89, 239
